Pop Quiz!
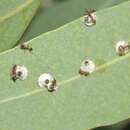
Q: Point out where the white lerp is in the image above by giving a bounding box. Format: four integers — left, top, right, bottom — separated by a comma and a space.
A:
38, 73, 56, 89
16, 65, 28, 80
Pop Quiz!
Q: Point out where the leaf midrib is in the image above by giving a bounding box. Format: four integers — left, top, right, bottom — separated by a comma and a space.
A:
0, 52, 130, 105
0, 0, 34, 22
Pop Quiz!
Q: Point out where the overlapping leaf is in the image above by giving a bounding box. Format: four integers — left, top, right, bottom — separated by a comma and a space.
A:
21, 0, 129, 42
0, 0, 40, 52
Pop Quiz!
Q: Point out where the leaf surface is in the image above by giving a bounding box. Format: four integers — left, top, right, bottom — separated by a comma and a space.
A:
0, 1, 130, 130
0, 0, 40, 52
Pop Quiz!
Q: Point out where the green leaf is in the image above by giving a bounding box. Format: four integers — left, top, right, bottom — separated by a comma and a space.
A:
0, 0, 40, 52
20, 0, 129, 42
0, 1, 130, 130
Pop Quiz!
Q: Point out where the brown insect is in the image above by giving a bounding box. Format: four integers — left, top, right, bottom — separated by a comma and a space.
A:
52, 79, 57, 87
118, 44, 130, 56
84, 10, 96, 25
44, 78, 57, 92
10, 65, 18, 82
48, 79, 57, 92
20, 43, 33, 52
79, 69, 89, 76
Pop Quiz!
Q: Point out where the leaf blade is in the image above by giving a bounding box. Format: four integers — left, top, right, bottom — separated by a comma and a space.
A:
0, 1, 130, 130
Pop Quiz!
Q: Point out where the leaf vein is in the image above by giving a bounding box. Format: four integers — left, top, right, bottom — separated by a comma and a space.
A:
0, 53, 130, 105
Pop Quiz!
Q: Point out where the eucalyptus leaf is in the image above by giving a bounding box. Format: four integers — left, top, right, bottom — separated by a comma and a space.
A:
0, 0, 40, 52
20, 0, 129, 42
0, 1, 130, 130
